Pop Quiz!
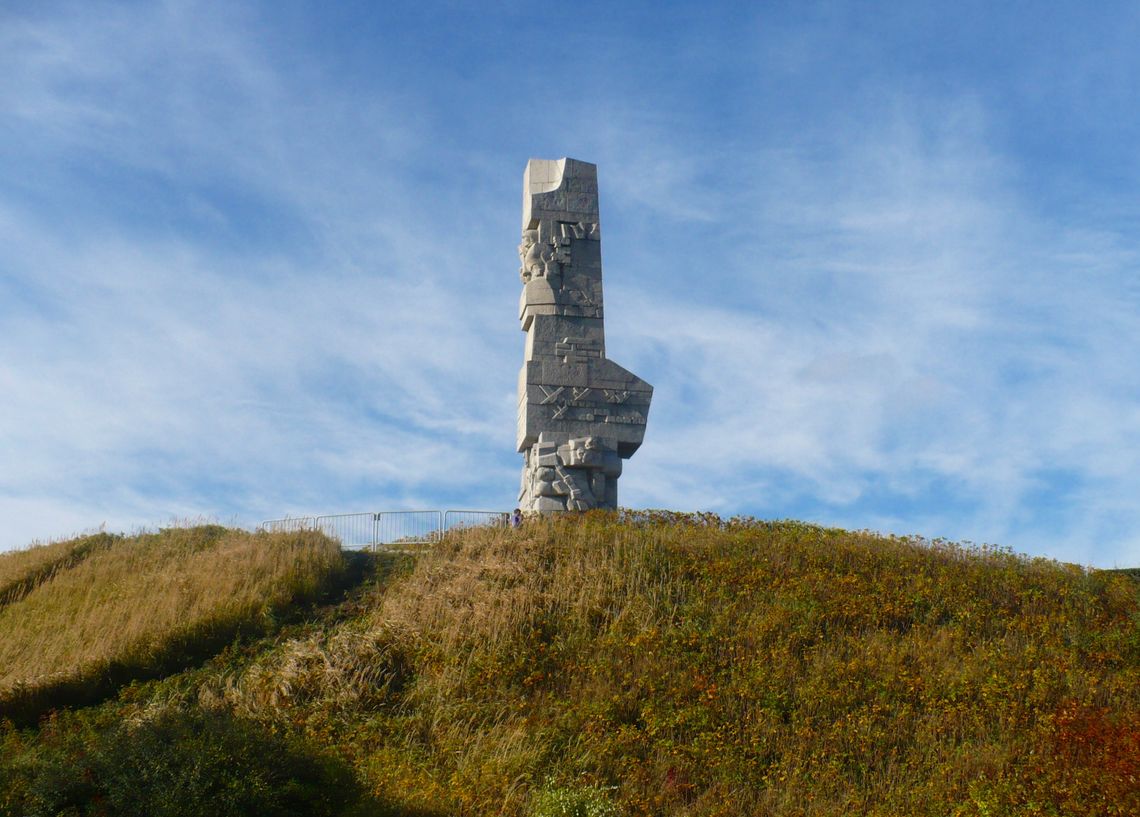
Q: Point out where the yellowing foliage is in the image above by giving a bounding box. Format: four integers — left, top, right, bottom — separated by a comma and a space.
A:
0, 525, 343, 720
0, 531, 117, 607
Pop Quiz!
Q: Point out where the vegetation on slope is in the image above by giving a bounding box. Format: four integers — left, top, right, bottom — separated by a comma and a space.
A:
0, 526, 345, 724
1, 514, 1138, 817
0, 532, 117, 608
0, 707, 359, 817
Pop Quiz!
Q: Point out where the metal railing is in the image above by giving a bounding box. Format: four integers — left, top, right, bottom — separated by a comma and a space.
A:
259, 517, 314, 535
260, 509, 506, 550
443, 509, 510, 531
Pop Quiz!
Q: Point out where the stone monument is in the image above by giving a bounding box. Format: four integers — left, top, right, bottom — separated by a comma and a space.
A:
516, 158, 652, 511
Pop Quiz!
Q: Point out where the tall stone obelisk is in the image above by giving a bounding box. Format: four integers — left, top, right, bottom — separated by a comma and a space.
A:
516, 158, 652, 511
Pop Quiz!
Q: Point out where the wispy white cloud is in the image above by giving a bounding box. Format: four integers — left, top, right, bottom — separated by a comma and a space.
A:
2, 2, 1138, 568
600, 88, 1140, 567
0, 2, 521, 547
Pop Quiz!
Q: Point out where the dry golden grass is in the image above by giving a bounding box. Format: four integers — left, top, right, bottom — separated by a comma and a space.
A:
0, 525, 343, 719
0, 531, 117, 607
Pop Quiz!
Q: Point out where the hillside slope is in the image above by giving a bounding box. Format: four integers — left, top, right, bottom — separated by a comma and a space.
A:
0, 531, 118, 608
1, 514, 1137, 817
0, 525, 345, 724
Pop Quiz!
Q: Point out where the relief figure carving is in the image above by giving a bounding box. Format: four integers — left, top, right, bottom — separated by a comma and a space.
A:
518, 228, 570, 284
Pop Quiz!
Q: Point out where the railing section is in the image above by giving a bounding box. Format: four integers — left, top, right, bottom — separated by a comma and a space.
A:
261, 509, 506, 551
372, 510, 444, 548
261, 517, 316, 534
443, 509, 510, 532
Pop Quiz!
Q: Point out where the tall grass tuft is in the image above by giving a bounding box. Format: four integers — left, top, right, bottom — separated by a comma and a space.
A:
0, 531, 119, 608
0, 525, 344, 723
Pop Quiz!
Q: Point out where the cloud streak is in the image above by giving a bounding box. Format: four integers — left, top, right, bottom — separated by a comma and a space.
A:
2, 2, 1138, 568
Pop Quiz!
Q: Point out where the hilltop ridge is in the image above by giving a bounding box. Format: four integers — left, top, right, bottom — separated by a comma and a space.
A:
1, 515, 1137, 817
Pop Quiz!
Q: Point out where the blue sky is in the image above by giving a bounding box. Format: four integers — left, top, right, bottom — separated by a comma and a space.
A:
3, 1, 1139, 568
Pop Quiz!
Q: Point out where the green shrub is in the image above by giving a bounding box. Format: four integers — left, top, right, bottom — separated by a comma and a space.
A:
529, 783, 620, 817
0, 708, 358, 817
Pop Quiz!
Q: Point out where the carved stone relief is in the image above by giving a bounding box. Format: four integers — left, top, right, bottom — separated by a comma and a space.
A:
516, 158, 652, 512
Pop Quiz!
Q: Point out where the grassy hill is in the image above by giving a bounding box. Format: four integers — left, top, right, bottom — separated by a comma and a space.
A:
1, 515, 1137, 817
0, 525, 345, 724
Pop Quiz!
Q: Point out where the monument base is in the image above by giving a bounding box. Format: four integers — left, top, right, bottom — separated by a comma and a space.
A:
519, 433, 622, 511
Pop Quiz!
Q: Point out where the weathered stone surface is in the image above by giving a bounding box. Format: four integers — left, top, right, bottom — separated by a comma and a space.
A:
516, 158, 652, 512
